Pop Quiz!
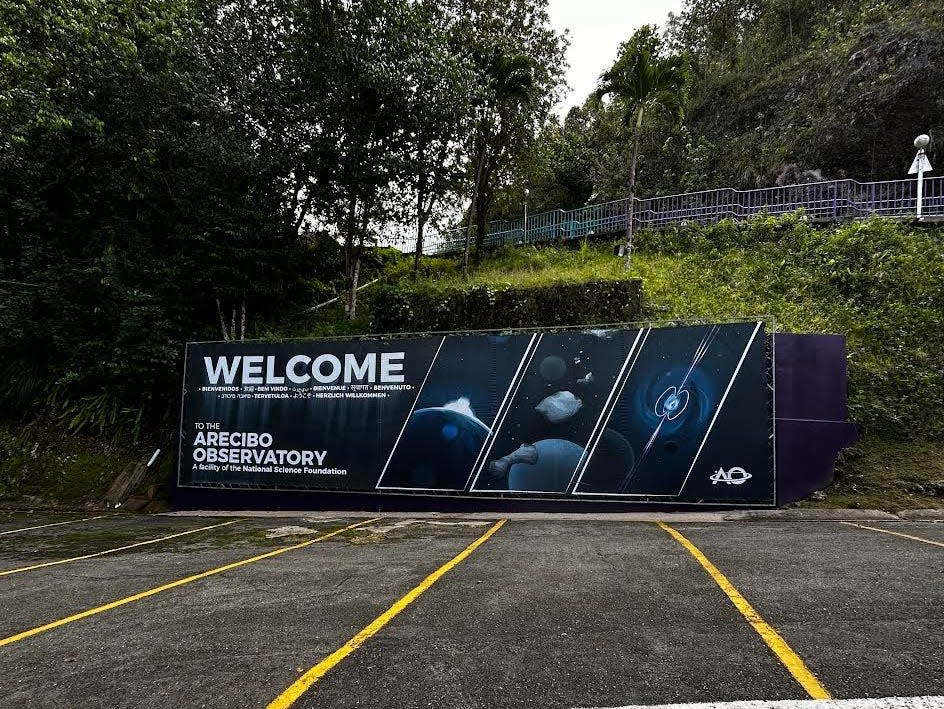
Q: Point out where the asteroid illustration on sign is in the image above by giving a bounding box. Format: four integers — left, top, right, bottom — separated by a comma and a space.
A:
487, 443, 539, 478
535, 390, 582, 423
507, 439, 584, 492
443, 396, 476, 419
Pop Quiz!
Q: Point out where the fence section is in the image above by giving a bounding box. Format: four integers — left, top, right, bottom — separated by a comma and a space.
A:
426, 176, 944, 254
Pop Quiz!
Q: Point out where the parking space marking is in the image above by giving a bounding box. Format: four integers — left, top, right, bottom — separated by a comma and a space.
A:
839, 522, 944, 549
579, 696, 944, 709
656, 522, 830, 700
0, 519, 241, 577
266, 519, 506, 709
0, 515, 106, 536
0, 518, 379, 648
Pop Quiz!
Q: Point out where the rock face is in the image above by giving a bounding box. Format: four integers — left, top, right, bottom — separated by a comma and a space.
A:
674, 1, 944, 188
534, 391, 582, 424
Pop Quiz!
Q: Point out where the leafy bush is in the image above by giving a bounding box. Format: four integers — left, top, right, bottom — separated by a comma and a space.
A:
370, 278, 643, 333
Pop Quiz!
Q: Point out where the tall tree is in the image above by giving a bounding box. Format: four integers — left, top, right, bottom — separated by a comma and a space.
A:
0, 0, 314, 430
595, 27, 689, 269
456, 0, 566, 270
401, 0, 476, 279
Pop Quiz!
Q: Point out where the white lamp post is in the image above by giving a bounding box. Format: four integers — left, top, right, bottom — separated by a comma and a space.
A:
909, 134, 933, 219
523, 188, 530, 242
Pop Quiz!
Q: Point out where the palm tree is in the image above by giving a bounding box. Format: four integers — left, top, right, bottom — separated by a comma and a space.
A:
596, 40, 688, 269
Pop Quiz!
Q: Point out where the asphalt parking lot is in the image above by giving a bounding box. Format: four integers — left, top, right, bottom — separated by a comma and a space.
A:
0, 510, 942, 709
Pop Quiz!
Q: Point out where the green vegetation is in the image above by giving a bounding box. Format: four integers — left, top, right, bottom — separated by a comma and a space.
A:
418, 242, 635, 288
0, 425, 139, 506
2, 0, 941, 509
370, 276, 642, 333
810, 436, 944, 512
497, 0, 943, 218
593, 26, 689, 266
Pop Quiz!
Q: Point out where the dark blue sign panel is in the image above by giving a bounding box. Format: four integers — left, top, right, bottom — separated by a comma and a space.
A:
178, 322, 774, 505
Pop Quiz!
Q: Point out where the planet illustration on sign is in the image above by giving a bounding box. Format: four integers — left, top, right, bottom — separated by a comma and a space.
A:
385, 405, 489, 489
539, 355, 567, 381
506, 438, 584, 492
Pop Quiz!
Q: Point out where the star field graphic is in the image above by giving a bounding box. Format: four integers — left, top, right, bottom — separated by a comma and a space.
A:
470, 329, 640, 493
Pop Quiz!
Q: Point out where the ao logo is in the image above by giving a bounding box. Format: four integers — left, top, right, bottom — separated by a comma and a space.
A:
710, 466, 752, 485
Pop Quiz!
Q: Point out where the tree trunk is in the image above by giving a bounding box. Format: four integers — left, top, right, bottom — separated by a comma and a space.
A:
413, 213, 427, 281
413, 171, 427, 281
623, 105, 645, 271
215, 298, 230, 341
343, 195, 359, 318
347, 257, 361, 317
463, 149, 486, 278
473, 160, 493, 265
239, 296, 246, 341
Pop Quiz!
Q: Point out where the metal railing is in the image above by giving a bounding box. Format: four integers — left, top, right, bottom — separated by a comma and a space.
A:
425, 176, 944, 254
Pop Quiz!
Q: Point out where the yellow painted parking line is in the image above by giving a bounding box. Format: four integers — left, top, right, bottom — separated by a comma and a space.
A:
840, 522, 944, 549
656, 521, 831, 700
0, 515, 107, 536
267, 519, 506, 709
0, 518, 379, 648
0, 519, 241, 577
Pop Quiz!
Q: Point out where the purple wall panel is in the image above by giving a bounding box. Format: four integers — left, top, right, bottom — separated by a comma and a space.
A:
774, 333, 861, 504
775, 333, 849, 421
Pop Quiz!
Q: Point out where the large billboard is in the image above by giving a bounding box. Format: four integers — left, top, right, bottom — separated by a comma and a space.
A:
177, 322, 774, 505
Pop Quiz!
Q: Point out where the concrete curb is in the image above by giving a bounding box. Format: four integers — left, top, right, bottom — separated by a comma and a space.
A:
723, 509, 901, 521
160, 508, 941, 522
895, 509, 944, 521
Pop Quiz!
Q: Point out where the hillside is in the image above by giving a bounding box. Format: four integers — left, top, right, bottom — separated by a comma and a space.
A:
3, 215, 943, 510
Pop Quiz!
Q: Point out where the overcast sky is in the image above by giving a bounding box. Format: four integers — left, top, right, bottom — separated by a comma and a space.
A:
547, 0, 686, 115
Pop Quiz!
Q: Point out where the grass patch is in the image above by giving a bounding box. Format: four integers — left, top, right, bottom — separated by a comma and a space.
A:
426, 241, 635, 289
0, 425, 138, 508
804, 436, 944, 511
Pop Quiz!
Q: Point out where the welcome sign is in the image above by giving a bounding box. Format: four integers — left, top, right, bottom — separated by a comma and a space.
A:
177, 322, 774, 505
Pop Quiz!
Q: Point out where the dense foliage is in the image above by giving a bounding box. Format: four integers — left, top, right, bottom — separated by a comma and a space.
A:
1, 0, 310, 435
0, 0, 566, 438
495, 0, 943, 217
